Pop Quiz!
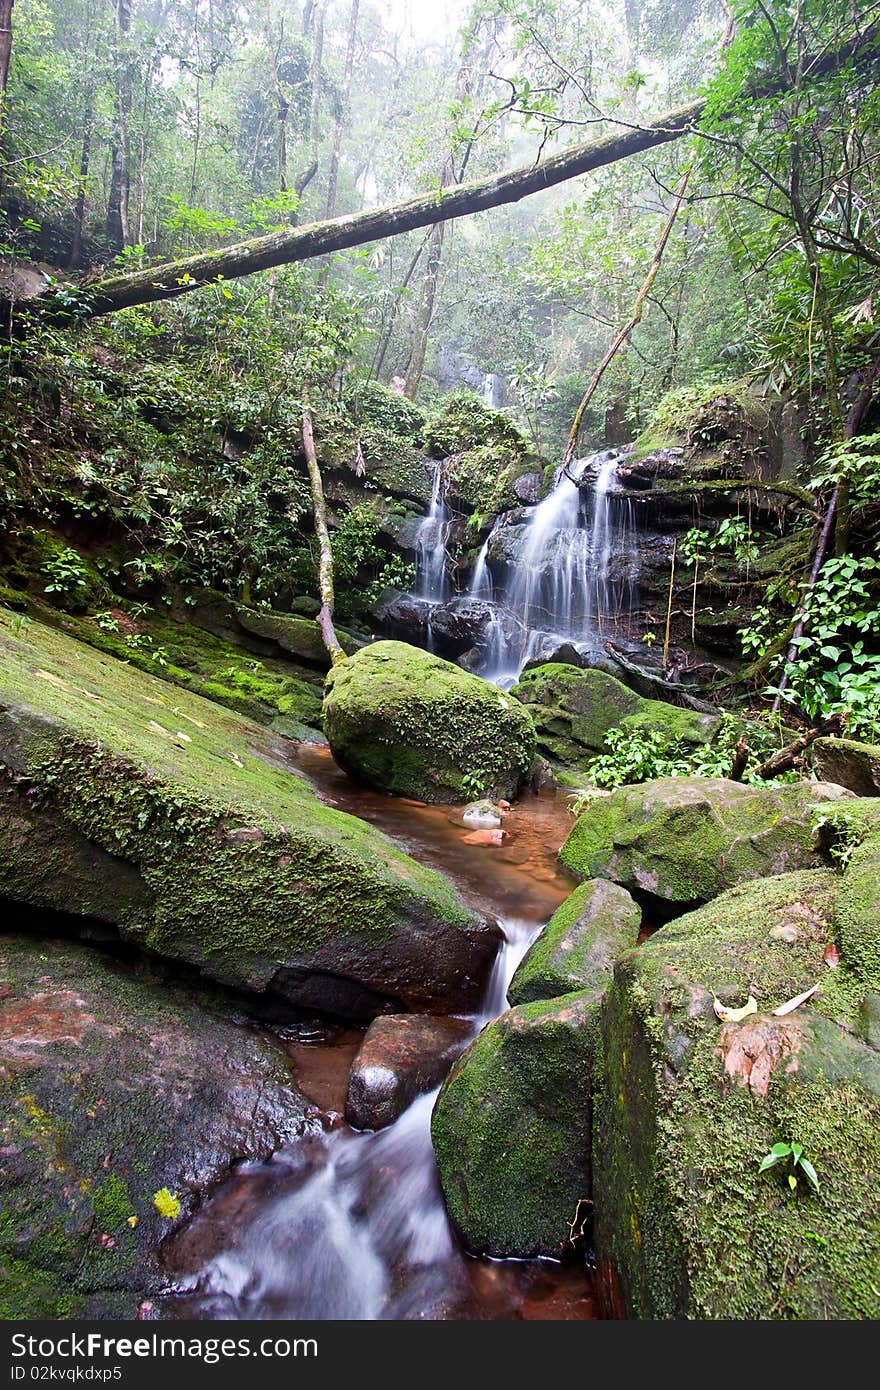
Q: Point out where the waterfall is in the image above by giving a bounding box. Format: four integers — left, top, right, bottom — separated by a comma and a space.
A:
414, 462, 451, 603
472, 448, 641, 685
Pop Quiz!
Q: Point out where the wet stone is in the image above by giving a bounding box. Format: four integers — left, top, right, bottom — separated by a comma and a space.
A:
345, 1014, 473, 1131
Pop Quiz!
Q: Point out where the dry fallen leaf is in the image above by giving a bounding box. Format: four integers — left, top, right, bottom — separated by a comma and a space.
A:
772, 982, 820, 1016
36, 669, 103, 701
713, 994, 758, 1024
823, 943, 840, 969
228, 752, 245, 769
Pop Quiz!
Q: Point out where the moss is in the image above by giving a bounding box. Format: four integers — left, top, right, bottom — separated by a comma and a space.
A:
431, 989, 601, 1257
0, 610, 487, 1013
511, 664, 719, 769
508, 879, 641, 1006
423, 389, 526, 460
594, 874, 880, 1318
324, 640, 536, 804
0, 528, 109, 614
834, 832, 880, 995
559, 776, 852, 904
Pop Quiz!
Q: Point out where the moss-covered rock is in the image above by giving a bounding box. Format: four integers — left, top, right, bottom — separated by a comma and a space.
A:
593, 871, 880, 1318
0, 934, 313, 1318
559, 776, 853, 905
323, 640, 536, 804
423, 390, 525, 461
511, 664, 719, 768
508, 879, 641, 1006
813, 737, 880, 797
0, 610, 497, 1017
0, 529, 109, 614
431, 990, 600, 1257
236, 606, 361, 668
834, 832, 880, 996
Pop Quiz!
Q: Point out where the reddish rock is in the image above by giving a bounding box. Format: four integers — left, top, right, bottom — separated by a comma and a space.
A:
345, 1014, 473, 1130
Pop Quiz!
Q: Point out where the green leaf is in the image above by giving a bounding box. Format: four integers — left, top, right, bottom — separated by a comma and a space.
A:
770, 1142, 792, 1157
798, 1158, 820, 1194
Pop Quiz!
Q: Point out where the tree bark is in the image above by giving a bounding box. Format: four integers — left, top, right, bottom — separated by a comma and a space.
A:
106, 0, 133, 253
68, 110, 93, 269
20, 20, 878, 322
0, 0, 14, 137
301, 395, 345, 666
324, 0, 359, 219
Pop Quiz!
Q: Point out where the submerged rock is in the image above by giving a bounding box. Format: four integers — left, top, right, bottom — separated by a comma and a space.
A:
345, 1014, 472, 1131
511, 664, 719, 769
559, 776, 852, 905
323, 640, 536, 803
431, 990, 601, 1258
0, 614, 498, 1018
508, 879, 641, 1006
0, 934, 314, 1318
594, 871, 880, 1318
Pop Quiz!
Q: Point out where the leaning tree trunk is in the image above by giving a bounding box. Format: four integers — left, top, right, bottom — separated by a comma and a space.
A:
0, 0, 14, 130
16, 22, 877, 324
106, 0, 133, 253
301, 391, 345, 666
404, 221, 444, 399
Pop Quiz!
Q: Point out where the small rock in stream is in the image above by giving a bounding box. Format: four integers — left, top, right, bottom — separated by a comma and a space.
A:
345, 1014, 473, 1131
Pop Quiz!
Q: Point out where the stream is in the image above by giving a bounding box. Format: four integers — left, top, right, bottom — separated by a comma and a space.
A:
157, 745, 601, 1321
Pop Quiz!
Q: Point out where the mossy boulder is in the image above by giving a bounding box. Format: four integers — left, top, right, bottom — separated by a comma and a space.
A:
0, 611, 498, 1018
431, 990, 601, 1257
511, 664, 719, 768
323, 640, 536, 803
236, 606, 361, 668
594, 871, 880, 1318
0, 934, 312, 1319
813, 736, 880, 796
559, 776, 853, 905
834, 831, 880, 995
508, 879, 641, 1006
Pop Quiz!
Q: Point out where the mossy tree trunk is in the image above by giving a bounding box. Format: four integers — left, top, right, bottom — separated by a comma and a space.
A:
301, 391, 345, 667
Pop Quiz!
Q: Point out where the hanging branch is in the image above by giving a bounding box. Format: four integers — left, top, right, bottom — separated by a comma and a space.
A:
562, 166, 692, 468
301, 388, 345, 667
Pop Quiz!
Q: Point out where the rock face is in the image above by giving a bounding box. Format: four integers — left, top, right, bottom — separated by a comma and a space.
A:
833, 829, 880, 994
236, 606, 361, 667
0, 615, 498, 1019
0, 934, 314, 1318
813, 736, 880, 796
431, 990, 601, 1258
345, 1014, 472, 1131
323, 640, 536, 804
511, 664, 719, 769
508, 879, 641, 1006
559, 776, 853, 904
594, 871, 880, 1319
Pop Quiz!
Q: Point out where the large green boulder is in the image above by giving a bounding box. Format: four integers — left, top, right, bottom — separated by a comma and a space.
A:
511, 664, 719, 768
559, 776, 852, 905
323, 640, 536, 803
834, 831, 880, 994
508, 879, 641, 1006
0, 612, 497, 1018
594, 871, 880, 1319
431, 990, 600, 1258
0, 934, 312, 1318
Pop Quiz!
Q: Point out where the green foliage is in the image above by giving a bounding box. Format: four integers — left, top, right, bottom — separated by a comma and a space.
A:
331, 504, 414, 616
742, 556, 880, 739
42, 548, 90, 597
758, 1141, 821, 1197
460, 769, 490, 800
344, 379, 425, 444
584, 712, 794, 790
423, 390, 525, 459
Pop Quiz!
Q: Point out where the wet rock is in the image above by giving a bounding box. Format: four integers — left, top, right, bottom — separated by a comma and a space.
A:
323, 640, 536, 804
511, 471, 542, 504
345, 1015, 472, 1130
594, 870, 880, 1318
560, 776, 853, 905
431, 990, 601, 1258
508, 879, 641, 1006
813, 736, 880, 796
0, 616, 497, 1019
370, 590, 435, 644
0, 934, 314, 1319
462, 800, 503, 827
236, 606, 361, 668
512, 663, 719, 769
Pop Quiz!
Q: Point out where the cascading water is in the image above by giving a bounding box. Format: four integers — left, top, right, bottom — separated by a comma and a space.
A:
414, 461, 451, 603
472, 448, 641, 685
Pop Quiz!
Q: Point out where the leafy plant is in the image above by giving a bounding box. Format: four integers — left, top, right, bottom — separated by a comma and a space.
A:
758, 1141, 820, 1196
42, 547, 90, 596
461, 769, 490, 800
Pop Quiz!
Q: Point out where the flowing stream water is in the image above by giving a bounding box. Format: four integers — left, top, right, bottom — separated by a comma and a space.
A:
157, 747, 600, 1322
